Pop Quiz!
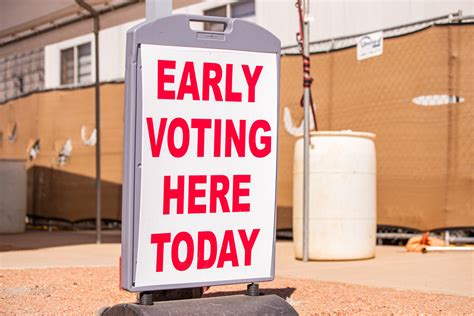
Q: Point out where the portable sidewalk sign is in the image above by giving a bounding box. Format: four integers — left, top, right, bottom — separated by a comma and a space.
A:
121, 14, 281, 292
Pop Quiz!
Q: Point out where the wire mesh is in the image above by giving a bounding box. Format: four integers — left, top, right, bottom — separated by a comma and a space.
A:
279, 21, 473, 230
0, 15, 472, 230
0, 48, 44, 103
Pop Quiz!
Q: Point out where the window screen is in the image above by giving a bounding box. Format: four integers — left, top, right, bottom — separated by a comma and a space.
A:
60, 48, 74, 85
78, 43, 92, 84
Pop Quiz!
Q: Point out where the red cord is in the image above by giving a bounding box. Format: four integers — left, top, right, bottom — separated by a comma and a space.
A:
296, 0, 305, 49
296, 0, 318, 130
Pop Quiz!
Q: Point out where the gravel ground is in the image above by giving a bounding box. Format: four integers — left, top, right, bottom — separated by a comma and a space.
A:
0, 267, 472, 315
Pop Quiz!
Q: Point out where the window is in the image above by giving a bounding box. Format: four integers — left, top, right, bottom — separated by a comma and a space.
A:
203, 1, 255, 31
60, 48, 74, 85
231, 1, 255, 18
204, 5, 227, 18
60, 42, 91, 86
78, 43, 92, 84
203, 6, 227, 32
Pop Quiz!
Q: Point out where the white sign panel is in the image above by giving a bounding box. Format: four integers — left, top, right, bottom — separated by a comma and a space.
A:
134, 44, 278, 288
357, 31, 384, 61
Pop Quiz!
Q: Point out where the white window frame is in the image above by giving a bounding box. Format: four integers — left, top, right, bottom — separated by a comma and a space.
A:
203, 1, 255, 20
44, 33, 95, 89
60, 42, 92, 86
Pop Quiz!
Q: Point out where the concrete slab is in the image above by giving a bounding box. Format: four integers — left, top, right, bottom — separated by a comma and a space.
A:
1, 231, 472, 296
0, 243, 120, 269
0, 230, 120, 251
0, 231, 120, 269
275, 241, 474, 297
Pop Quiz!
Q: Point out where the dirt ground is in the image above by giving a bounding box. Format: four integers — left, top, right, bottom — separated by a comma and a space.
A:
0, 267, 472, 315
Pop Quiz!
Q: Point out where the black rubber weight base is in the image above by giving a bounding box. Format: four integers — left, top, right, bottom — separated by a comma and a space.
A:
100, 294, 298, 315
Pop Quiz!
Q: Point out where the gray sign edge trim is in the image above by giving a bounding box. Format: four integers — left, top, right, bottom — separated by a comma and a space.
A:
121, 14, 281, 292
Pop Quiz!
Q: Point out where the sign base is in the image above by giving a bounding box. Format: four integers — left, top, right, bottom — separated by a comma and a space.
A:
99, 294, 297, 315
138, 287, 204, 305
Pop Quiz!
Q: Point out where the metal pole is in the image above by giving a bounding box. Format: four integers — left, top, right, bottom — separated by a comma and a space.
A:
75, 0, 101, 244
94, 21, 101, 244
146, 0, 173, 21
302, 1, 310, 262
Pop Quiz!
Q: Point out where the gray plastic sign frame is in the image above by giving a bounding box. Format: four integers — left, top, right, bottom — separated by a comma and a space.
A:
121, 14, 281, 292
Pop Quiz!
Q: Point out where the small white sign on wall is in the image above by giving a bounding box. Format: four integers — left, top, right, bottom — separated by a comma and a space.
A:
357, 31, 384, 61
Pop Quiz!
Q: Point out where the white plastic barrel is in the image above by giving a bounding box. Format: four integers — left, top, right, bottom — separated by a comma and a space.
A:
293, 131, 376, 260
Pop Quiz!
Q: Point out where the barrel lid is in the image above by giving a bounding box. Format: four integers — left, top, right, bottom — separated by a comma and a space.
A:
308, 130, 376, 140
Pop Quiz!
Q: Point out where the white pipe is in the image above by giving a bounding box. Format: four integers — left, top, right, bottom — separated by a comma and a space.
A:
422, 246, 474, 253
146, 0, 172, 21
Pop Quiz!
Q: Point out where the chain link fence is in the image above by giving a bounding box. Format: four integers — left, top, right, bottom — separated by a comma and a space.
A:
0, 48, 44, 103
0, 13, 472, 234
278, 15, 474, 231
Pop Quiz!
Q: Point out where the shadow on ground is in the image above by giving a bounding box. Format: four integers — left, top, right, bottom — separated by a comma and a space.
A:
0, 230, 121, 252
204, 287, 296, 299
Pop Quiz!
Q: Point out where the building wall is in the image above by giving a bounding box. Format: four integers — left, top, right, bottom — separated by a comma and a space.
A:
0, 1, 202, 58
2, 2, 473, 230
1, 25, 473, 230
258, 0, 474, 47
43, 0, 253, 89
40, 0, 474, 90
44, 19, 144, 88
